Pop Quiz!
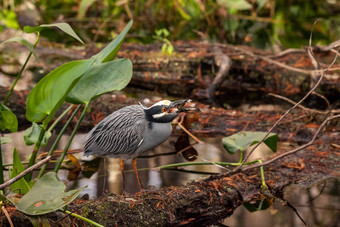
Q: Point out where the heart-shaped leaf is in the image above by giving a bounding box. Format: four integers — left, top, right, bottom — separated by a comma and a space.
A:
24, 23, 84, 44
66, 59, 133, 104
222, 131, 278, 154
7, 172, 86, 215
26, 59, 93, 123
0, 104, 18, 132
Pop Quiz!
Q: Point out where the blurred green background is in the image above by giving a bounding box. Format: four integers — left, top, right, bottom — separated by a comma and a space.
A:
1, 0, 340, 49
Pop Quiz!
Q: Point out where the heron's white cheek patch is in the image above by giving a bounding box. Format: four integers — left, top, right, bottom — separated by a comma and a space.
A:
153, 100, 171, 106
153, 112, 166, 119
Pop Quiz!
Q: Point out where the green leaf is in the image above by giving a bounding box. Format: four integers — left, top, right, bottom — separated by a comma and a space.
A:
8, 172, 86, 215
0, 37, 38, 61
0, 104, 18, 132
26, 59, 93, 123
167, 44, 174, 54
0, 136, 11, 145
2, 10, 19, 29
27, 215, 50, 227
0, 193, 7, 202
23, 123, 51, 146
66, 59, 133, 104
10, 148, 31, 195
24, 23, 84, 44
78, 0, 97, 18
218, 0, 252, 11
222, 131, 278, 154
93, 20, 133, 64
161, 43, 167, 53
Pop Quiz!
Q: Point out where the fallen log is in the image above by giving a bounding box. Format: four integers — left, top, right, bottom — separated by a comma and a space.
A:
1, 41, 339, 103
0, 145, 339, 226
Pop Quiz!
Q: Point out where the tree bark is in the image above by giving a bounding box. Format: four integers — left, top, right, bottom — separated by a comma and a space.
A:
1, 41, 339, 100
1, 145, 338, 226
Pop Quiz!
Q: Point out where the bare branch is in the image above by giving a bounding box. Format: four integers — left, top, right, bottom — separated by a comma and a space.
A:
268, 93, 340, 115
0, 156, 52, 190
239, 114, 340, 172
234, 21, 339, 169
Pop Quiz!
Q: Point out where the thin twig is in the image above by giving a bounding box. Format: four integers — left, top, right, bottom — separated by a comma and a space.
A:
0, 156, 52, 190
312, 92, 331, 110
331, 144, 340, 149
268, 93, 340, 115
1, 206, 14, 227
236, 114, 340, 173
176, 142, 198, 155
177, 116, 203, 144
206, 114, 340, 181
235, 21, 339, 169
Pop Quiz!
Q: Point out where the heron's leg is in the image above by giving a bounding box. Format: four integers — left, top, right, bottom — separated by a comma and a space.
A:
132, 158, 143, 191
120, 159, 125, 191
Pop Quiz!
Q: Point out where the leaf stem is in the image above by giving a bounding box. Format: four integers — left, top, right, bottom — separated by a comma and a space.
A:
63, 209, 104, 227
0, 137, 4, 191
47, 104, 74, 133
124, 160, 261, 173
256, 160, 267, 189
3, 32, 40, 105
54, 103, 87, 173
37, 105, 81, 179
24, 126, 45, 182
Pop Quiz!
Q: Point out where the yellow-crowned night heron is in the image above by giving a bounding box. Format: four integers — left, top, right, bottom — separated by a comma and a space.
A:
84, 99, 190, 190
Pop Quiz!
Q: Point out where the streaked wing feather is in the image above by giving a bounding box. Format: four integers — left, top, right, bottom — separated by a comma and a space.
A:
84, 105, 145, 157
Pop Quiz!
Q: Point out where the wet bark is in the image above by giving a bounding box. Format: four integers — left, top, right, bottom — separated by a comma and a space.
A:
1, 145, 339, 226
1, 41, 339, 102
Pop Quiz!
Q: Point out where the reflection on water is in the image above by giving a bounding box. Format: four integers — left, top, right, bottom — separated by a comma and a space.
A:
1, 131, 339, 226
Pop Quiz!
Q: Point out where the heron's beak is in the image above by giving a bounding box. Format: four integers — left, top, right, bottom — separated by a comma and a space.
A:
169, 99, 192, 112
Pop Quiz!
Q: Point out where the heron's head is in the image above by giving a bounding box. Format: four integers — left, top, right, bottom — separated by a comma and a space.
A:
141, 99, 191, 123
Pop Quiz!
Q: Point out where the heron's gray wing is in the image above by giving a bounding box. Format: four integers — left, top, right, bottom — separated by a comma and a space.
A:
84, 122, 145, 157
84, 105, 145, 157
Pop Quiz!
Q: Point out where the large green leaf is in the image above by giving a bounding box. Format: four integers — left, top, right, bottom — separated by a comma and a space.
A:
9, 148, 31, 195
66, 59, 133, 104
222, 131, 278, 154
0, 104, 18, 132
0, 37, 38, 61
93, 20, 133, 64
24, 23, 84, 44
26, 59, 92, 123
8, 172, 86, 215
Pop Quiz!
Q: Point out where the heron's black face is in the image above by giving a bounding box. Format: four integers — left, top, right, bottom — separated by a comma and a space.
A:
143, 99, 189, 123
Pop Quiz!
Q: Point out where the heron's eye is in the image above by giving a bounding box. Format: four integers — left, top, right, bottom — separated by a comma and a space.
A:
161, 107, 168, 112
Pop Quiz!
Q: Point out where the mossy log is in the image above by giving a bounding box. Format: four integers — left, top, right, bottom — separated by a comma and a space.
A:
0, 145, 339, 226
1, 41, 339, 103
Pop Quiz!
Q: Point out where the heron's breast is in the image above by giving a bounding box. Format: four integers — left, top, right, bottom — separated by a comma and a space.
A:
136, 122, 172, 155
